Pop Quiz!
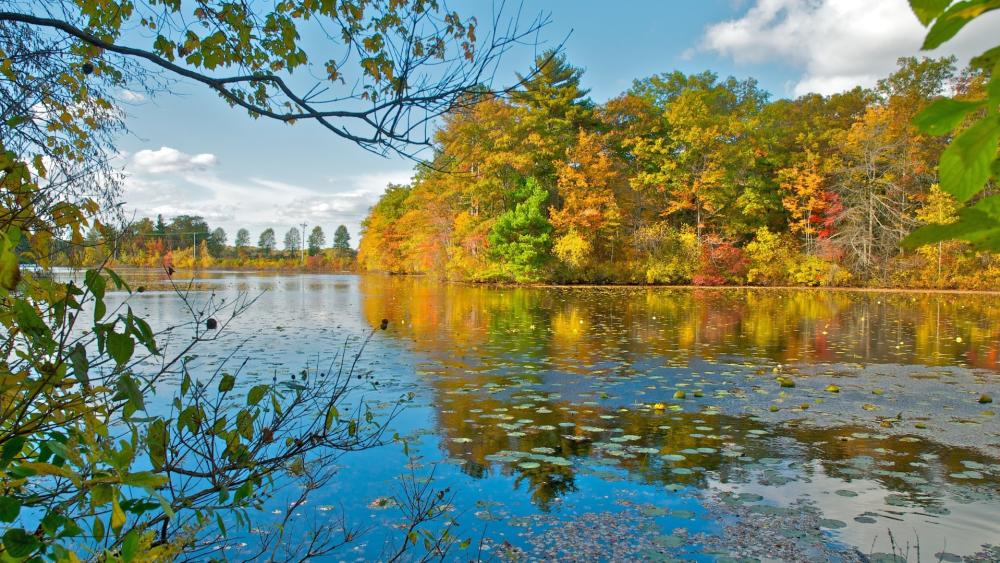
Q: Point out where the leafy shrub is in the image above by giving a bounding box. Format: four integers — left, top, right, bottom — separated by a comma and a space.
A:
745, 227, 794, 285
787, 254, 852, 286
693, 236, 748, 286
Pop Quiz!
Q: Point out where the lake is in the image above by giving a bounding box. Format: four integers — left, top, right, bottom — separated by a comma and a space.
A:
105, 271, 1000, 561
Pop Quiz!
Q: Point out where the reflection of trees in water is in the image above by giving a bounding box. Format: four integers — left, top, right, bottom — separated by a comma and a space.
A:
361, 275, 1000, 371
360, 275, 1000, 507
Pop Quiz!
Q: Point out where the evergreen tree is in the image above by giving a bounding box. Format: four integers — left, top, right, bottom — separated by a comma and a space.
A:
333, 225, 351, 251
487, 178, 553, 281
308, 226, 326, 256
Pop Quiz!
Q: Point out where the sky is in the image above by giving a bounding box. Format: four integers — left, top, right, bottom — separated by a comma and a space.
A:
114, 0, 1000, 248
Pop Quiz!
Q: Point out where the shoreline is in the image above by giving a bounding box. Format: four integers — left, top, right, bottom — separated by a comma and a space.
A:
75, 266, 1000, 296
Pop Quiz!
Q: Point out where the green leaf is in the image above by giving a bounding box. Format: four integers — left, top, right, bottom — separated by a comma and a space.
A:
939, 115, 1000, 202
92, 517, 105, 543
233, 481, 253, 504
913, 98, 985, 135
13, 300, 46, 339
106, 268, 131, 292
107, 331, 135, 366
219, 373, 236, 393
111, 495, 126, 534
0, 241, 20, 293
909, 0, 953, 25
2, 528, 40, 558
970, 45, 1000, 72
116, 375, 145, 411
147, 419, 167, 470
0, 496, 21, 522
236, 410, 254, 441
84, 269, 106, 299
247, 384, 269, 406
324, 404, 339, 431
903, 207, 1000, 248
121, 530, 140, 562
1, 436, 26, 468
923, 1, 1000, 50
69, 343, 90, 386
122, 471, 168, 490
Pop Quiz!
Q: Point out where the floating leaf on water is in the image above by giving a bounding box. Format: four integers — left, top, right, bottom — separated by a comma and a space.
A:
979, 394, 993, 404
884, 494, 909, 506
835, 489, 858, 497
368, 497, 398, 510
451, 437, 473, 444
640, 506, 669, 517
825, 384, 840, 393
517, 462, 541, 470
854, 515, 877, 524
661, 454, 686, 462
673, 391, 686, 399
653, 534, 686, 548
670, 467, 693, 475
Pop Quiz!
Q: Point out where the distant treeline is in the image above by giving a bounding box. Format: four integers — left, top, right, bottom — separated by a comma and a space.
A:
357, 52, 999, 289
58, 215, 357, 271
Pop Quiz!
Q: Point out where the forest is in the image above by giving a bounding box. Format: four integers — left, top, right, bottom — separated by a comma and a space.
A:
357, 53, 998, 289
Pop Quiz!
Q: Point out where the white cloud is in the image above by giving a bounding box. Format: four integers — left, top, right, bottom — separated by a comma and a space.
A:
699, 0, 1000, 96
132, 146, 218, 174
120, 90, 147, 103
121, 150, 409, 247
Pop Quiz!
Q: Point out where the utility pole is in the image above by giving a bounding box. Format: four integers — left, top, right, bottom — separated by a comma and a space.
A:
300, 222, 307, 266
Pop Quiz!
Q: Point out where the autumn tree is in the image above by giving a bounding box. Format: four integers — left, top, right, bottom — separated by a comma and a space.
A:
551, 130, 622, 269
627, 72, 767, 241
358, 184, 413, 272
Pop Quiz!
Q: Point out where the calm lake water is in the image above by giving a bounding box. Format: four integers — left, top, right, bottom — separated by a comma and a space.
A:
104, 271, 1000, 561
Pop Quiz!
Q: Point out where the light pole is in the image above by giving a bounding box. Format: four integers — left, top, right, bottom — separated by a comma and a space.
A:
300, 222, 307, 266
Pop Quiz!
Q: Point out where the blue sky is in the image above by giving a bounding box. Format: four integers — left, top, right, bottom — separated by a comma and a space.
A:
116, 0, 1000, 248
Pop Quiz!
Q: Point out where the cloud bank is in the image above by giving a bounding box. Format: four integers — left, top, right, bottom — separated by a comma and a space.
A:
121, 146, 409, 246
699, 0, 1000, 96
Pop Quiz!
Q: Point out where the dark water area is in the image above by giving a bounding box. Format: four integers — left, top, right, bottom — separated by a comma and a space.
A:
94, 270, 1000, 561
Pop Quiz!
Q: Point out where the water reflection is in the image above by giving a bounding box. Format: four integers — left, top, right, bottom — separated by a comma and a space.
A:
85, 271, 1000, 559
360, 276, 1000, 558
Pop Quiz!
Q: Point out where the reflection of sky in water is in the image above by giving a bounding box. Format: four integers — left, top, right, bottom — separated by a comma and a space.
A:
87, 271, 1000, 560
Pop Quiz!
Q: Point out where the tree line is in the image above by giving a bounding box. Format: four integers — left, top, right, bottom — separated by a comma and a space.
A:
357, 52, 998, 289
60, 215, 356, 271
